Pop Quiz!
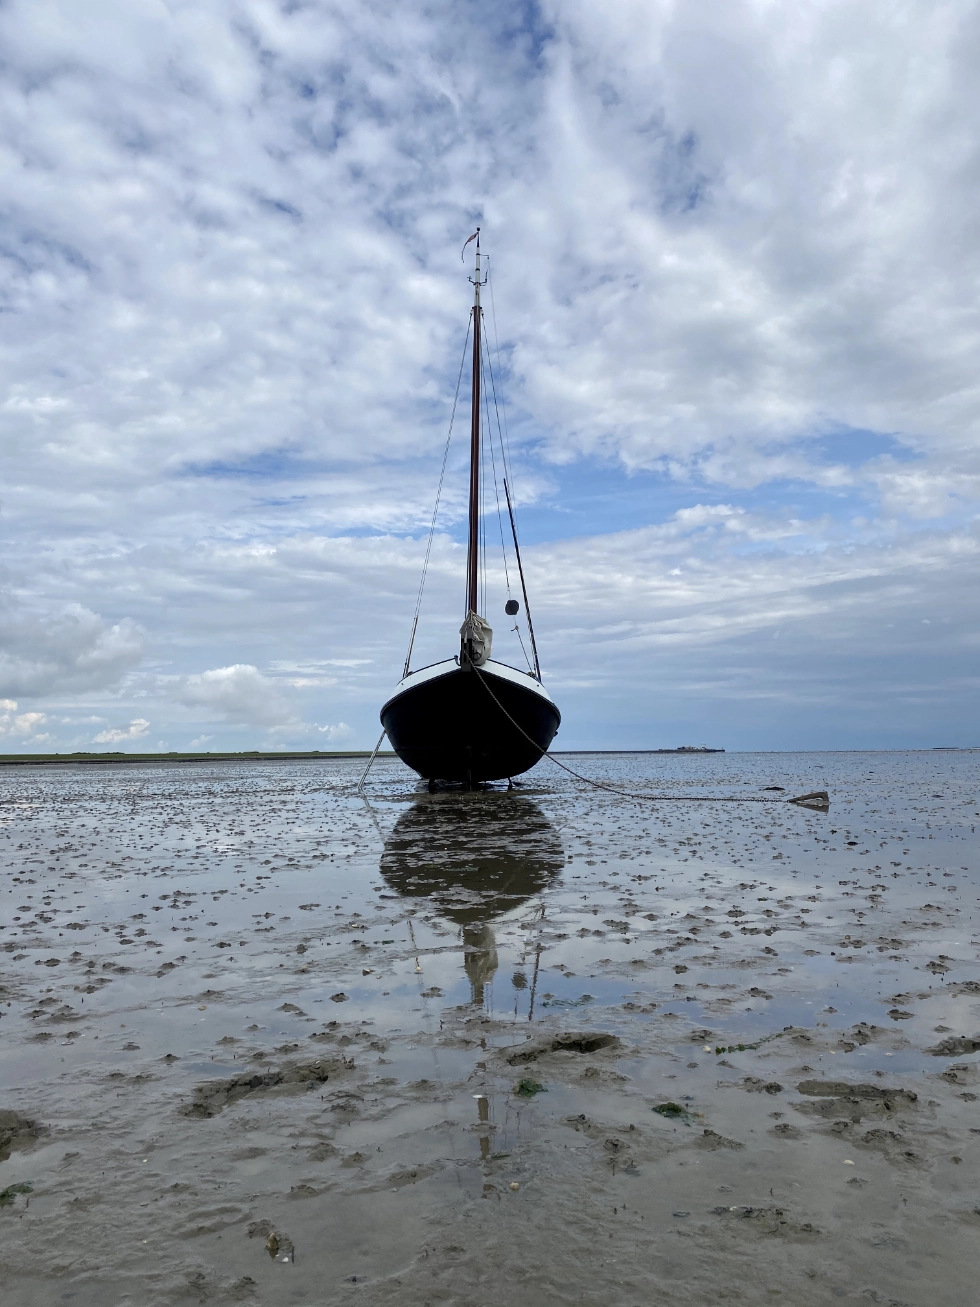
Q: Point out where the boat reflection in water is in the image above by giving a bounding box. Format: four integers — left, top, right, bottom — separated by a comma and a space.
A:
379, 794, 563, 1007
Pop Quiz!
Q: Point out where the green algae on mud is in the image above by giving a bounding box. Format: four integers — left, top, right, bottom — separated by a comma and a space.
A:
515, 1078, 547, 1097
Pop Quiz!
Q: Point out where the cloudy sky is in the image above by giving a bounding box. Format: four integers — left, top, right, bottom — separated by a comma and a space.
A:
1, 0, 978, 754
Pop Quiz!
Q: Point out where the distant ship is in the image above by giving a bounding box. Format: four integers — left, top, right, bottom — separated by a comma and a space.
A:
380, 231, 561, 788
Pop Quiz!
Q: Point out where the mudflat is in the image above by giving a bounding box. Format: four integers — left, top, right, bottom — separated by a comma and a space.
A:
1, 750, 978, 1306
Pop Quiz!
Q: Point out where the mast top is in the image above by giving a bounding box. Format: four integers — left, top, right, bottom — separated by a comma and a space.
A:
465, 227, 485, 308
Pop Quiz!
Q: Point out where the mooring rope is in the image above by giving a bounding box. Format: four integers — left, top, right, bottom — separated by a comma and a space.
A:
471, 667, 828, 808
356, 731, 387, 794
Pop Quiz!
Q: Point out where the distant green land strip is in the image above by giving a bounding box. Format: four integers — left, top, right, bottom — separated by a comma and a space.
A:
0, 750, 395, 766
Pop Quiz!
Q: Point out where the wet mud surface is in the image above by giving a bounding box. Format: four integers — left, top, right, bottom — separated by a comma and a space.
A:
1, 750, 979, 1305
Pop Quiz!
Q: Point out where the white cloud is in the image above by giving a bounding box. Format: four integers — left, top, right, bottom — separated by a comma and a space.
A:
169, 664, 300, 731
92, 718, 150, 744
315, 722, 353, 742
498, 0, 980, 484
0, 706, 48, 739
277, 676, 339, 689
4, 0, 975, 524
0, 596, 144, 698
0, 1, 977, 750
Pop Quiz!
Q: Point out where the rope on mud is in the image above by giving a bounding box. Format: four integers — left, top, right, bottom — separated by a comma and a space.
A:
356, 731, 387, 794
472, 668, 829, 810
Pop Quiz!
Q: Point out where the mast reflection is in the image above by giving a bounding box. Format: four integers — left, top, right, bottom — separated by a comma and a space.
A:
379, 794, 563, 1006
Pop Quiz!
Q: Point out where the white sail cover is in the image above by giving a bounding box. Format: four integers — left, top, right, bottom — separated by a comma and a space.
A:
460, 611, 493, 666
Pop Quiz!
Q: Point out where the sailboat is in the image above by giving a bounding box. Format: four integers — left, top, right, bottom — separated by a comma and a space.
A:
380, 230, 561, 787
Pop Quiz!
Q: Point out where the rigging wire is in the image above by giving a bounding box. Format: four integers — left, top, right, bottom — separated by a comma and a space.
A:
402, 318, 471, 679
483, 337, 542, 678
481, 331, 513, 596
481, 330, 537, 674
484, 260, 539, 675
509, 606, 534, 675
485, 259, 517, 486
502, 475, 541, 679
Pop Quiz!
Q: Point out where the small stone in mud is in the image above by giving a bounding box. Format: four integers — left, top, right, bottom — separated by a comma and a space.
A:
927, 1035, 980, 1056
506, 1032, 620, 1064
0, 1110, 42, 1160
697, 1129, 745, 1150
266, 1230, 295, 1261
330, 993, 348, 1003
862, 1129, 904, 1147
744, 1078, 783, 1094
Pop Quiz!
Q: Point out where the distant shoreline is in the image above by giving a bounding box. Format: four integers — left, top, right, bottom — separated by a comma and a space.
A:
0, 750, 389, 766
554, 748, 726, 755
0, 748, 725, 766
0, 746, 974, 767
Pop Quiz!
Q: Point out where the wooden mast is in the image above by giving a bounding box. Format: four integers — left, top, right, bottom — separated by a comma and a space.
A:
465, 228, 482, 617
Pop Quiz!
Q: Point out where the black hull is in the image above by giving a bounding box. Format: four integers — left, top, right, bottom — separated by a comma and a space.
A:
381, 666, 560, 782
